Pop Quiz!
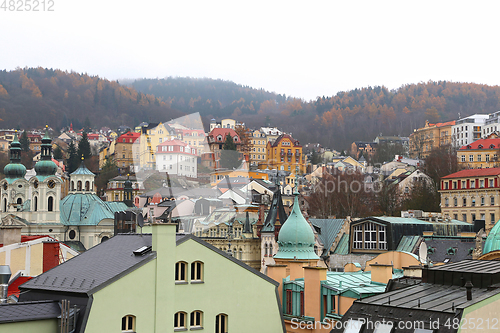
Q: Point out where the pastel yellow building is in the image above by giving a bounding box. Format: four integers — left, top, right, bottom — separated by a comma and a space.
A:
409, 120, 455, 158
457, 137, 500, 169
440, 168, 500, 231
264, 134, 306, 174
249, 129, 267, 169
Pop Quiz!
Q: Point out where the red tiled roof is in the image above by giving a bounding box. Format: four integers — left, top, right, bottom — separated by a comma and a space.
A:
442, 168, 500, 179
208, 128, 239, 142
271, 134, 301, 147
8, 276, 33, 297
157, 139, 188, 147
21, 235, 49, 242
458, 138, 500, 150
429, 120, 456, 127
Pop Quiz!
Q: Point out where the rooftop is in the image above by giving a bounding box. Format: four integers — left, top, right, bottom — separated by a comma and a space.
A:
441, 167, 500, 179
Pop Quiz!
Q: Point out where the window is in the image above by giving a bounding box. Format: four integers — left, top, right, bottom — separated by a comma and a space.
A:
215, 314, 228, 333
190, 311, 203, 329
48, 196, 54, 211
353, 225, 362, 249
480, 180, 485, 188
121, 315, 135, 332
481, 197, 485, 206
472, 213, 476, 221
469, 155, 473, 162
471, 180, 475, 188
478, 155, 482, 162
191, 261, 203, 282
462, 180, 466, 188
453, 197, 457, 207
444, 182, 449, 190
34, 196, 38, 211
174, 312, 187, 330
490, 179, 495, 187
444, 198, 449, 207
463, 197, 467, 206
462, 214, 467, 222
175, 262, 187, 282
486, 154, 490, 162
364, 223, 377, 249
472, 197, 476, 206
378, 225, 387, 250
492, 196, 495, 205
461, 155, 466, 162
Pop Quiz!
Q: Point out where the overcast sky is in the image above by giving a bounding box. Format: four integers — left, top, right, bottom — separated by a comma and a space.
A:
1, 1, 500, 101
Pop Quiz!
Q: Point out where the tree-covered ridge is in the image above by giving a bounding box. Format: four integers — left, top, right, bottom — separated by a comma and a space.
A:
130, 77, 289, 118
0, 67, 183, 129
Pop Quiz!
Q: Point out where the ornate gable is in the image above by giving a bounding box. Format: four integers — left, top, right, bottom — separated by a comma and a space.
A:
1, 214, 29, 227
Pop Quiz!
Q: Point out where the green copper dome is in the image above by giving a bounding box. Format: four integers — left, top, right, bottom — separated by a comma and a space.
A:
483, 221, 500, 255
3, 131, 26, 182
274, 192, 319, 260
35, 126, 57, 177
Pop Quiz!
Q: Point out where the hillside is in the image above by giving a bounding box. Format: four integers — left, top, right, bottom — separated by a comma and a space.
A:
132, 78, 500, 149
2, 68, 500, 151
0, 68, 183, 130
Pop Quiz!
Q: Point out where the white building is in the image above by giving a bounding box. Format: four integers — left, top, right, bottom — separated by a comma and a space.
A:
451, 114, 489, 148
156, 140, 198, 178
483, 111, 500, 138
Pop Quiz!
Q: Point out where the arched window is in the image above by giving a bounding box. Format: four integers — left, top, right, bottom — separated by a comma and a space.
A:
121, 315, 135, 332
3, 198, 6, 212
34, 196, 38, 211
268, 243, 273, 257
17, 198, 22, 205
101, 236, 109, 242
174, 312, 187, 330
239, 248, 243, 259
215, 314, 228, 333
190, 261, 203, 282
190, 311, 203, 329
77, 181, 82, 191
175, 261, 187, 282
85, 181, 90, 191
48, 196, 53, 212
71, 181, 74, 191
264, 243, 268, 257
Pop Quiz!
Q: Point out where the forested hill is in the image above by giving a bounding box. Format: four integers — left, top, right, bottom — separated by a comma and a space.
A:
131, 78, 500, 149
0, 68, 183, 130
2, 68, 500, 151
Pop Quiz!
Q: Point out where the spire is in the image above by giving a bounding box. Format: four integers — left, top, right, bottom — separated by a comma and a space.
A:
261, 183, 288, 233
243, 211, 252, 234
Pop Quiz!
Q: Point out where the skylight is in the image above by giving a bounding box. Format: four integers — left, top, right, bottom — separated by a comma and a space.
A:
343, 319, 364, 333
374, 323, 393, 333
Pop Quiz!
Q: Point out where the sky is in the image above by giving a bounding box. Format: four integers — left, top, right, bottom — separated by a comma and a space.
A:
1, 1, 500, 101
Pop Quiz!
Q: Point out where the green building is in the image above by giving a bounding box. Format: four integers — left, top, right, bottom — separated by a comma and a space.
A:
1, 223, 285, 332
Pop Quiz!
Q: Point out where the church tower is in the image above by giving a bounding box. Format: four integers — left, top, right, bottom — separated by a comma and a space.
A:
0, 131, 28, 213
69, 158, 96, 194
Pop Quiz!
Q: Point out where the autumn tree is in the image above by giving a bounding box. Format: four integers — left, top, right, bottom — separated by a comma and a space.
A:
423, 144, 460, 185
94, 157, 120, 196
234, 124, 251, 156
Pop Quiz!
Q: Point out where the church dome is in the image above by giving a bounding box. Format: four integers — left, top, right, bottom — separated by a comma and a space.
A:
483, 221, 500, 255
3, 131, 26, 181
34, 126, 57, 178
4, 162, 27, 180
274, 192, 319, 260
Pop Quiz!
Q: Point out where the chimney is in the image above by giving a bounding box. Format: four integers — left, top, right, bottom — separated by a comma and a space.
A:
303, 266, 327, 320
0, 265, 11, 304
0, 224, 22, 247
370, 263, 394, 284
465, 281, 473, 301
266, 264, 287, 303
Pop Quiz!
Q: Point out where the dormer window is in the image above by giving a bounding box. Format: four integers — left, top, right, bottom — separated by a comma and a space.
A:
478, 144, 483, 149
467, 145, 471, 149
490, 144, 495, 149
217, 135, 222, 141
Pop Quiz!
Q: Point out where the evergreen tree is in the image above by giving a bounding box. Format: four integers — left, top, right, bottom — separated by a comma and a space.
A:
220, 134, 240, 169
53, 146, 64, 160
83, 116, 92, 132
77, 132, 92, 160
19, 131, 30, 152
67, 141, 79, 173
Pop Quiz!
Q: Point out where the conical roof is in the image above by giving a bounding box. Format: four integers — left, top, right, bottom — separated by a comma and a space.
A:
274, 192, 319, 260
483, 221, 500, 255
71, 159, 95, 176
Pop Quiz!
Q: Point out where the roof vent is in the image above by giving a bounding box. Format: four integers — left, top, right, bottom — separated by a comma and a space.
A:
133, 246, 152, 256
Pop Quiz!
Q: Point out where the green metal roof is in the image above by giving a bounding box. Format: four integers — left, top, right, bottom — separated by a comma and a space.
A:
396, 235, 422, 252
70, 161, 95, 176
321, 270, 404, 297
333, 233, 349, 254
60, 193, 128, 226
275, 194, 319, 260
483, 220, 500, 255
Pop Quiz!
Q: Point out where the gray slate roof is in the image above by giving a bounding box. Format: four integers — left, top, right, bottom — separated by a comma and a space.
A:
425, 237, 475, 263
0, 300, 60, 323
20, 234, 156, 294
309, 218, 345, 256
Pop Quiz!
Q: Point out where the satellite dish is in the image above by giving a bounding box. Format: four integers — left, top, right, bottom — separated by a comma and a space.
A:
137, 214, 144, 228
419, 242, 428, 263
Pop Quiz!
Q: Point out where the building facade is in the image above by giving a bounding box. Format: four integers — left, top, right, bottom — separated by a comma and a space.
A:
457, 137, 500, 169
114, 131, 140, 172
452, 113, 489, 148
155, 140, 198, 178
440, 168, 500, 229
264, 134, 306, 174
409, 120, 455, 158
